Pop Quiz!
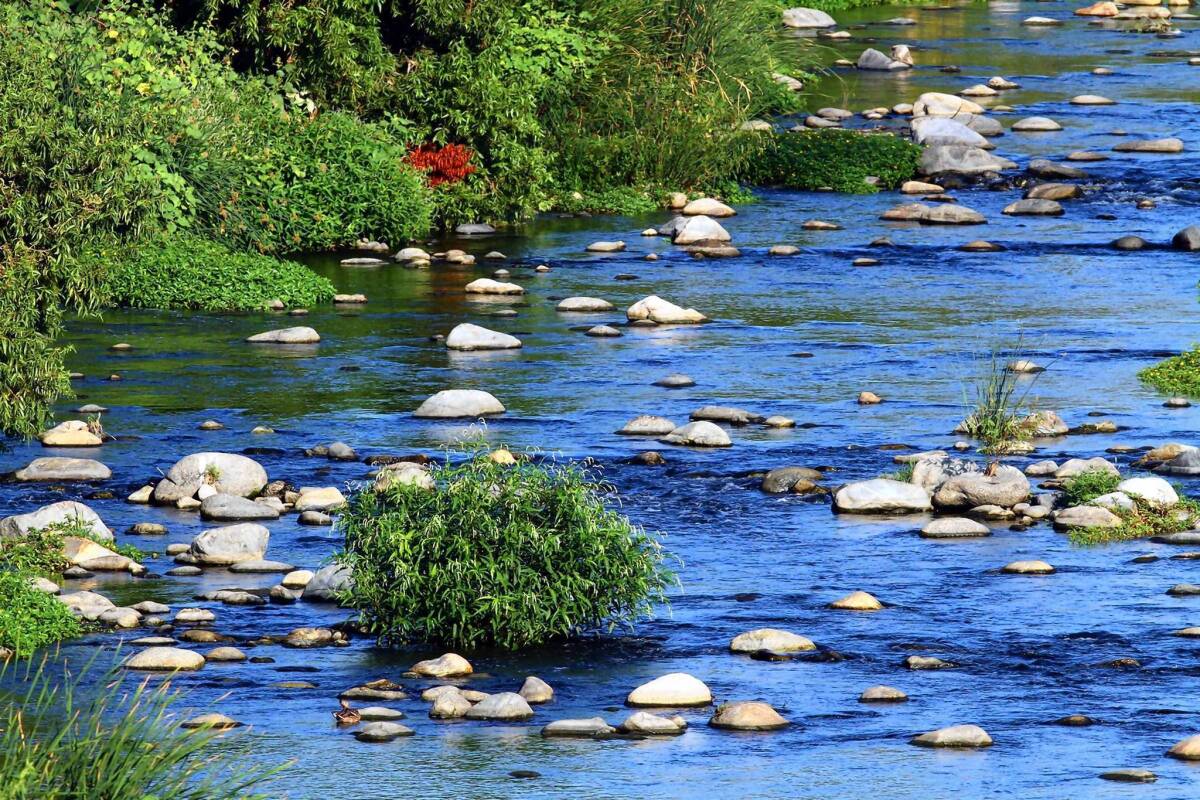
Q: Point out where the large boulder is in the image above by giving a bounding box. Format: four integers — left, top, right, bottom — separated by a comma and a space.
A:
154, 453, 268, 503
445, 323, 522, 351
413, 389, 505, 418
0, 501, 112, 541
39, 420, 102, 447
245, 327, 319, 344
920, 146, 1017, 176
682, 198, 735, 217
672, 215, 731, 245
913, 92, 984, 117
1172, 226, 1200, 251
124, 647, 206, 671
932, 466, 1030, 509
833, 479, 932, 514
1053, 505, 1122, 530
303, 564, 353, 602
911, 117, 989, 148
659, 421, 732, 447
782, 7, 836, 27
187, 523, 269, 566
626, 295, 707, 324
709, 701, 788, 731
13, 457, 111, 482
911, 724, 993, 748
57, 590, 116, 620
464, 692, 534, 721
1117, 477, 1178, 505
857, 48, 909, 71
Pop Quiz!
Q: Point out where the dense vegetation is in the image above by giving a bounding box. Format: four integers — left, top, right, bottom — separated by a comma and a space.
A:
0, 574, 81, 658
336, 448, 673, 650
0, 659, 280, 798
1139, 347, 1200, 398
740, 130, 921, 193
1, 0, 818, 438
1069, 495, 1200, 546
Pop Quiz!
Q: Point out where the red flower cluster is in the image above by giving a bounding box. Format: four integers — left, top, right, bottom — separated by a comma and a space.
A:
406, 143, 476, 187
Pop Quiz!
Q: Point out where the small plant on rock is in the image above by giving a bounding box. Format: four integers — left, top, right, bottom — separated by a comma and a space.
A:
1070, 494, 1200, 546
1061, 469, 1121, 506
958, 348, 1043, 453
336, 445, 674, 650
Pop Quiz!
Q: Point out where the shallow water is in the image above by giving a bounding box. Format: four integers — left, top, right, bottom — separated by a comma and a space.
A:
5, 1, 1200, 796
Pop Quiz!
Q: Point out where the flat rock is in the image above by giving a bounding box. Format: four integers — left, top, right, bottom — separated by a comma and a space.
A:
124, 647, 205, 671
445, 323, 521, 351
617, 415, 677, 436
464, 278, 523, 295
14, 457, 111, 482
1, 501, 112, 540
413, 390, 505, 418
860, 685, 908, 703
556, 297, 613, 312
200, 493, 279, 522
1053, 506, 1122, 530
730, 628, 815, 653
354, 722, 415, 742
464, 692, 534, 720
627, 673, 712, 707
541, 717, 615, 738
912, 724, 993, 748
1003, 199, 1063, 216
920, 517, 990, 538
709, 701, 788, 731
246, 327, 319, 344
834, 479, 931, 514
1002, 560, 1055, 574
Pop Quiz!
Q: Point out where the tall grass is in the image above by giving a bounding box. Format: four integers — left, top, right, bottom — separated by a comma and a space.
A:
0, 656, 281, 799
958, 348, 1042, 453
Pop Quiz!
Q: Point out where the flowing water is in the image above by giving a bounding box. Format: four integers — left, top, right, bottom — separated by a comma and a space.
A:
5, 1, 1200, 796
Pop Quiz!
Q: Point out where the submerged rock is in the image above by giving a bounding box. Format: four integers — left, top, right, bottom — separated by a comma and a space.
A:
911, 724, 992, 748
709, 701, 788, 731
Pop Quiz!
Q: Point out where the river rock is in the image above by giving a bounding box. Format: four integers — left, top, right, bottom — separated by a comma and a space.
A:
1167, 734, 1200, 760
354, 722, 414, 742
556, 297, 614, 312
1115, 138, 1184, 153
920, 517, 990, 538
464, 278, 523, 295
660, 421, 731, 447
1117, 476, 1178, 505
691, 406, 763, 425
682, 197, 735, 217
933, 467, 1029, 509
1013, 116, 1062, 132
1100, 769, 1157, 783
913, 92, 984, 117
619, 711, 687, 735
920, 146, 1016, 176
834, 479, 932, 514
207, 646, 246, 662
519, 676, 554, 704
155, 452, 267, 503
1028, 159, 1087, 179
912, 724, 993, 748
541, 717, 615, 738
829, 590, 882, 610
627, 673, 712, 707
1172, 226, 1200, 251
445, 323, 521, 351
782, 7, 836, 27
762, 466, 823, 494
617, 415, 677, 436
730, 628, 815, 653
38, 420, 102, 447
1002, 559, 1055, 574
911, 117, 988, 148
14, 457, 111, 482
1, 501, 112, 541
124, 647, 205, 671
304, 564, 353, 601
1003, 199, 1063, 216
1077, 0, 1119, 14
412, 652, 473, 678
709, 701, 788, 731
465, 692, 534, 721
246, 327, 319, 344
860, 685, 908, 702
1026, 183, 1081, 201
187, 523, 269, 566
627, 295, 707, 324
1053, 505, 1122, 530
673, 215, 731, 245
58, 590, 115, 620
200, 493, 279, 522
902, 180, 943, 194
857, 47, 909, 71
655, 373, 695, 388
586, 240, 625, 252
294, 487, 346, 512
413, 389, 505, 418
1055, 457, 1119, 478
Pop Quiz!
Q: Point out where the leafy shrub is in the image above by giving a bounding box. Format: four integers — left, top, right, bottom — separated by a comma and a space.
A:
98, 235, 334, 312
739, 130, 921, 193
1061, 469, 1121, 507
0, 519, 148, 578
0, 574, 81, 658
336, 447, 673, 650
0, 658, 281, 797
1139, 348, 1200, 398
1069, 495, 1200, 546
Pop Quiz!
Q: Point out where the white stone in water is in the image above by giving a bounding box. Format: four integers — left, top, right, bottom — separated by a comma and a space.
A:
673, 215, 731, 245
520, 676, 554, 704
413, 390, 505, 418
464, 278, 523, 295
124, 647, 205, 671
659, 421, 731, 448
682, 197, 735, 217
1117, 477, 1179, 505
0, 501, 112, 540
245, 327, 320, 344
556, 297, 613, 312
619, 711, 687, 734
1002, 560, 1055, 574
464, 692, 534, 720
912, 724, 993, 747
709, 701, 789, 731
617, 415, 678, 436
541, 717, 615, 738
626, 673, 712, 707
1071, 94, 1115, 105
860, 685, 908, 702
626, 295, 707, 324
729, 628, 815, 653
586, 241, 625, 252
833, 479, 931, 514
411, 653, 473, 678
782, 7, 836, 27
829, 590, 883, 610
445, 323, 521, 351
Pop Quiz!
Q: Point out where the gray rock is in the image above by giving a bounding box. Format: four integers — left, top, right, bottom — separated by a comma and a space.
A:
911, 117, 988, 148
762, 466, 823, 494
1003, 198, 1063, 216
354, 721, 414, 742
14, 457, 111, 482
1056, 457, 1119, 478
659, 421, 731, 447
304, 564, 353, 602
200, 493, 279, 522
445, 323, 522, 351
617, 415, 678, 436
920, 517, 990, 538
857, 47, 909, 71
155, 453, 268, 502
1172, 226, 1200, 251
1053, 505, 1122, 530
654, 373, 695, 388
782, 7, 836, 27
911, 724, 992, 748
672, 215, 731, 246
1028, 159, 1087, 179
920, 146, 1016, 176
541, 717, 615, 738
187, 523, 269, 566
464, 692, 534, 721
1, 501, 112, 541
932, 467, 1030, 509
245, 327, 319, 344
455, 223, 496, 235
618, 711, 687, 735
690, 406, 763, 425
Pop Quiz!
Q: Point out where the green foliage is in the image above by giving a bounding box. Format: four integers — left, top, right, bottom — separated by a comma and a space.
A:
883, 463, 915, 483
1069, 495, 1200, 546
99, 235, 335, 311
958, 351, 1041, 454
739, 129, 921, 193
0, 519, 147, 578
0, 658, 282, 796
1139, 348, 1200, 398
1061, 469, 1121, 507
0, 574, 81, 658
797, 0, 899, 10
336, 447, 673, 650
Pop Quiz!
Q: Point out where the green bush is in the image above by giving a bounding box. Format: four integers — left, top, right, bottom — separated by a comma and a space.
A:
1069, 495, 1200, 546
336, 447, 673, 650
99, 235, 335, 311
1139, 348, 1200, 398
739, 129, 921, 193
0, 574, 81, 658
1061, 469, 1121, 507
0, 658, 281, 797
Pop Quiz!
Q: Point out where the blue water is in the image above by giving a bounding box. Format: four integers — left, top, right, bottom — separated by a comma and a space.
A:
4, 1, 1200, 796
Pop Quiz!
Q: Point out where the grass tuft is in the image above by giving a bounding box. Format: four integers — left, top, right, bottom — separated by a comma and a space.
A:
1139, 347, 1200, 398
1061, 469, 1121, 507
